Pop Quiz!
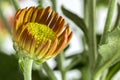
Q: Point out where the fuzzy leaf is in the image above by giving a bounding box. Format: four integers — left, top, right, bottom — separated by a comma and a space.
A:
96, 27, 120, 74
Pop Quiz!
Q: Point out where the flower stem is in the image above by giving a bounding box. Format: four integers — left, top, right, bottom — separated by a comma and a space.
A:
19, 58, 33, 80
43, 62, 57, 80
100, 0, 117, 44
57, 52, 66, 80
88, 0, 97, 64
85, 0, 97, 79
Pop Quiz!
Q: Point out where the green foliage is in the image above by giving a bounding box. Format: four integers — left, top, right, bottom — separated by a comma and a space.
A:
0, 51, 48, 80
97, 0, 109, 7
96, 27, 120, 77
106, 61, 120, 80
0, 52, 23, 80
50, 0, 56, 11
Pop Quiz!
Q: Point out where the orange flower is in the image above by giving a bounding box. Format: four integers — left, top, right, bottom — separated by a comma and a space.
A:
13, 6, 73, 63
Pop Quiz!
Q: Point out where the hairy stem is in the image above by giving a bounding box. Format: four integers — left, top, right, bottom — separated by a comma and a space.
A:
19, 58, 33, 80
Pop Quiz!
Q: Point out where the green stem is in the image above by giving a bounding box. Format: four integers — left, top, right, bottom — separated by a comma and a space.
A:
66, 54, 84, 71
10, 0, 20, 11
88, 0, 97, 71
81, 65, 91, 80
85, 0, 97, 79
84, 0, 88, 26
19, 58, 33, 80
57, 52, 66, 80
100, 0, 117, 44
43, 62, 57, 80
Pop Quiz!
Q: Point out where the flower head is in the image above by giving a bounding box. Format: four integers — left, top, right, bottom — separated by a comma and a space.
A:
13, 6, 73, 63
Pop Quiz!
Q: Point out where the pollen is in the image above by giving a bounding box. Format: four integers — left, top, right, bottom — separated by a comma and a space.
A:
27, 22, 57, 47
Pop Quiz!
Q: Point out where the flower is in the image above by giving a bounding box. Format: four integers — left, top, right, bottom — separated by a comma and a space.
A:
13, 6, 73, 63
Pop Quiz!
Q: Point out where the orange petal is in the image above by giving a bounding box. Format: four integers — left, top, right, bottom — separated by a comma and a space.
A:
18, 28, 28, 47
49, 13, 59, 28
40, 6, 51, 24
38, 40, 51, 59
24, 31, 33, 52
45, 10, 55, 25
30, 35, 37, 54
55, 19, 65, 36
13, 9, 22, 33
31, 7, 39, 22
16, 23, 28, 41
53, 16, 63, 32
24, 7, 35, 23
35, 8, 44, 22
15, 9, 27, 31
21, 30, 29, 48
35, 39, 45, 55
53, 30, 68, 56
67, 32, 73, 43
66, 24, 71, 35
45, 38, 58, 58
60, 32, 73, 52
15, 9, 22, 18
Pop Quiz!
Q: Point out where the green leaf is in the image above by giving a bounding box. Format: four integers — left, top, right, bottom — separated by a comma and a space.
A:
0, 52, 23, 80
95, 27, 120, 78
61, 6, 88, 41
106, 61, 120, 80
0, 51, 47, 80
97, 0, 109, 7
50, 0, 57, 11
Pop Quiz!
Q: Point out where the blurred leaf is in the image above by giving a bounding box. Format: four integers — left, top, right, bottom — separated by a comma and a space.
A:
43, 62, 57, 80
66, 53, 87, 71
0, 51, 23, 80
97, 34, 101, 45
50, 0, 57, 11
32, 70, 49, 80
64, 44, 70, 52
61, 6, 88, 41
10, 0, 20, 11
97, 0, 109, 7
0, 51, 47, 80
106, 61, 120, 80
37, 0, 44, 8
96, 27, 120, 76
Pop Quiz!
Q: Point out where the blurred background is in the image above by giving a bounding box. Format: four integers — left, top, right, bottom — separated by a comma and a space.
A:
0, 0, 119, 80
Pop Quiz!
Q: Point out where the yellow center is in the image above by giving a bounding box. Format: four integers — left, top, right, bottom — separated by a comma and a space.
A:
27, 22, 57, 47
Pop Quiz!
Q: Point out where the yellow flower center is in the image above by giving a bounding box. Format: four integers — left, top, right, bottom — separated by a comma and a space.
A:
27, 22, 57, 47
